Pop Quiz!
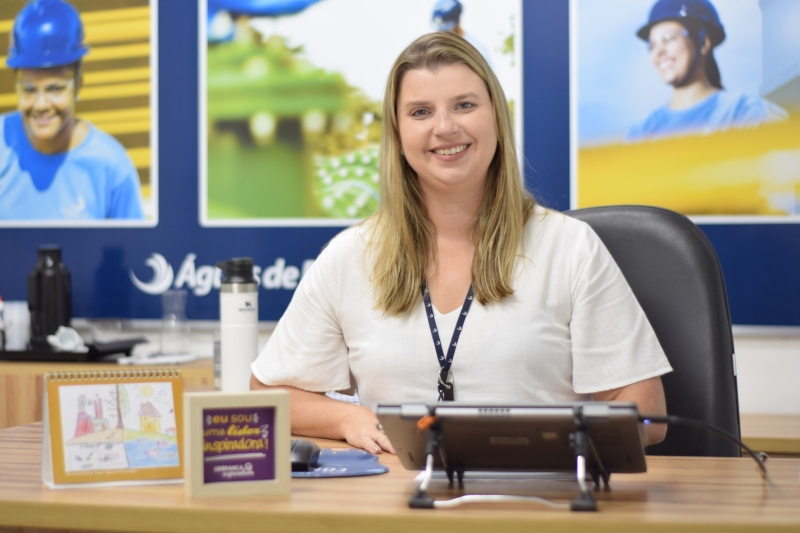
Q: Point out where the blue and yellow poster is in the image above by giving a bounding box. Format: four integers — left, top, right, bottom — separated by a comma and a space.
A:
0, 0, 157, 227
572, 0, 800, 221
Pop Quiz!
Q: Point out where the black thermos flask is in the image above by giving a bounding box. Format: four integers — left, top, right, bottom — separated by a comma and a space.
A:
28, 245, 72, 350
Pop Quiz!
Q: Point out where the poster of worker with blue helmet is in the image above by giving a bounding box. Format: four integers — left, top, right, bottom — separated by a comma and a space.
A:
573, 0, 800, 220
200, 0, 522, 226
0, 0, 157, 227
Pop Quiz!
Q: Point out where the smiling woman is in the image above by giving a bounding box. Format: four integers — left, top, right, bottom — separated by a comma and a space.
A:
250, 32, 672, 454
627, 0, 787, 142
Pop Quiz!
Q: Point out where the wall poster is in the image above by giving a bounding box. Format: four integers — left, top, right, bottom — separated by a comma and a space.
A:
0, 0, 158, 227
200, 0, 522, 226
571, 0, 800, 222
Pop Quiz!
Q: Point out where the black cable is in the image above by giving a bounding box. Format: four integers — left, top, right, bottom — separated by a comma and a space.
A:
639, 414, 773, 485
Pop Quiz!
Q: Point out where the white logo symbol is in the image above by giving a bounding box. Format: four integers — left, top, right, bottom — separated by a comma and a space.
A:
467, 295, 473, 300
462, 311, 468, 316
435, 341, 441, 345
452, 342, 457, 346
60, 195, 86, 218
129, 253, 175, 295
429, 313, 433, 318
432, 328, 437, 333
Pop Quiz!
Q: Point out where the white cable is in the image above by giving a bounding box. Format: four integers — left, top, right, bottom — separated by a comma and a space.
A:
432, 494, 570, 509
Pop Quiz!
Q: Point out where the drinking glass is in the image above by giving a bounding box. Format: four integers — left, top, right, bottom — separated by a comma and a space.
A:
161, 289, 191, 355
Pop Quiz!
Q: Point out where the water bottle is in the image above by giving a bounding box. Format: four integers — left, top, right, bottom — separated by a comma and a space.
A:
217, 257, 259, 392
28, 245, 72, 351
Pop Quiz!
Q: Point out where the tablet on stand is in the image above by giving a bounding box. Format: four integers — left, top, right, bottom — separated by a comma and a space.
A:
376, 402, 647, 511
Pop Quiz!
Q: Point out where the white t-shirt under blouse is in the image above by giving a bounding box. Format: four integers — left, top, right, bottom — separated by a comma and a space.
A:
252, 206, 672, 410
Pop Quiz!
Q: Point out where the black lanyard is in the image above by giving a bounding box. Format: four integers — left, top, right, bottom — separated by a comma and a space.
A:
422, 283, 474, 401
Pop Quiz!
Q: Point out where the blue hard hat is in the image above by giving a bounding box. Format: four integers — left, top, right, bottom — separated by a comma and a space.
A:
6, 0, 89, 69
431, 0, 462, 31
636, 0, 725, 47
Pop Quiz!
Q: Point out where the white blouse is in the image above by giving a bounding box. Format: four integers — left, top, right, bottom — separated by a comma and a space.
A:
252, 206, 672, 410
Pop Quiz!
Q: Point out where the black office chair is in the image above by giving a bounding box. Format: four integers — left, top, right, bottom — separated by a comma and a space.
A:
565, 205, 741, 457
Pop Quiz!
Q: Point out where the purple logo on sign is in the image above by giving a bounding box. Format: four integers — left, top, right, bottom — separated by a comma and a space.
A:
202, 406, 275, 484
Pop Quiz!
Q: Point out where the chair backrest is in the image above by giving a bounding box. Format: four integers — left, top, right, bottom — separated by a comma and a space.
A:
566, 205, 740, 457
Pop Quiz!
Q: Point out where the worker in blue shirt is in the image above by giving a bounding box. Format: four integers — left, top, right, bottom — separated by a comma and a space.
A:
0, 0, 144, 221
627, 0, 787, 142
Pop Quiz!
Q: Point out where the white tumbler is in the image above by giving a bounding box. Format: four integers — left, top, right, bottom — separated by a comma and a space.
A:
217, 257, 259, 392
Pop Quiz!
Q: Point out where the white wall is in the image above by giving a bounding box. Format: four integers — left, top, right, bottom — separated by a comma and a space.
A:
734, 331, 800, 414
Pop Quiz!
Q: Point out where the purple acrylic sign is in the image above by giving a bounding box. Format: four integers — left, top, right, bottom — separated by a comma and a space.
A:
202, 406, 275, 484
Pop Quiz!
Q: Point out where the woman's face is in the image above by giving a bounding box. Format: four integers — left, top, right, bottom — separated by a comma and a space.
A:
15, 65, 79, 151
396, 63, 497, 198
648, 21, 696, 86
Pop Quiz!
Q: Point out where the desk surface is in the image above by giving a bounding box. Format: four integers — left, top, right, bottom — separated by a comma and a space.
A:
741, 413, 800, 455
0, 359, 800, 455
1, 423, 799, 533
3, 359, 800, 455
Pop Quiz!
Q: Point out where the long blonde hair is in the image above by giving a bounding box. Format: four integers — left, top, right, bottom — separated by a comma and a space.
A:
368, 32, 535, 315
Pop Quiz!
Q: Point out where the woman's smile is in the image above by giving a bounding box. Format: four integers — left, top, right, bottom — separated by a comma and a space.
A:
432, 143, 470, 158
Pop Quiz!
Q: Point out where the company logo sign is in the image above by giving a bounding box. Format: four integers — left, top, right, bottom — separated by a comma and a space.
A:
130, 253, 315, 296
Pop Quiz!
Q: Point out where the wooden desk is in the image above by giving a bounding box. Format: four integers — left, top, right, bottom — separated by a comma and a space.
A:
2, 361, 799, 456
0, 360, 213, 430
741, 413, 800, 455
0, 359, 800, 455
1, 423, 799, 533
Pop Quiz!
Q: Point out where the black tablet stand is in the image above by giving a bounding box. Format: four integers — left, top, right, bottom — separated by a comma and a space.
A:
408, 406, 610, 511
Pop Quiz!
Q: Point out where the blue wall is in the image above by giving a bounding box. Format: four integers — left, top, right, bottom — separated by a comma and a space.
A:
1, 1, 798, 325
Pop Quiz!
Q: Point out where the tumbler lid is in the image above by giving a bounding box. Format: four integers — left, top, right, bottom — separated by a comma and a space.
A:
37, 244, 62, 261
216, 257, 256, 284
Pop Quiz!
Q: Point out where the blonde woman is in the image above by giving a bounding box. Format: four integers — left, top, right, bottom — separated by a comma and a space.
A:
251, 32, 672, 453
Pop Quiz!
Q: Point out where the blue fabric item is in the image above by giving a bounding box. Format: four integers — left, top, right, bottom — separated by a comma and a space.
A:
422, 283, 473, 401
626, 91, 788, 142
0, 112, 144, 220
291, 448, 389, 478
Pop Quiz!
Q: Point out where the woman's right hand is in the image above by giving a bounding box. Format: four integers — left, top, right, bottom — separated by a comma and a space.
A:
339, 406, 396, 455
250, 376, 396, 454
